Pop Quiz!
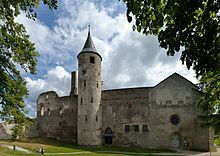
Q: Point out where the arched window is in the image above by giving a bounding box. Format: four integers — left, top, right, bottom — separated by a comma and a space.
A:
59, 105, 64, 114
105, 127, 113, 135
48, 108, 50, 115
59, 107, 63, 114
104, 127, 113, 144
40, 106, 44, 116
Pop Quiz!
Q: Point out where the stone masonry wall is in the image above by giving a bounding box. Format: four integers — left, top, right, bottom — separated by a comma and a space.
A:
0, 123, 14, 140
102, 74, 210, 151
102, 87, 151, 147
36, 91, 77, 142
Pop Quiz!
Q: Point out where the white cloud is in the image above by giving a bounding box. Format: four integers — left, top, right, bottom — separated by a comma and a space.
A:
25, 66, 71, 117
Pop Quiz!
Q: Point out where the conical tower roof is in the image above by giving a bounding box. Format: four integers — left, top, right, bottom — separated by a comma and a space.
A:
81, 30, 97, 52
78, 26, 102, 60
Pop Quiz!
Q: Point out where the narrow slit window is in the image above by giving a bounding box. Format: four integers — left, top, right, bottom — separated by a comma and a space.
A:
48, 108, 50, 116
97, 83, 98, 88
59, 108, 63, 114
40, 106, 44, 116
85, 115, 88, 121
83, 80, 86, 88
91, 97, 93, 103
81, 98, 83, 105
90, 56, 95, 63
96, 115, 98, 121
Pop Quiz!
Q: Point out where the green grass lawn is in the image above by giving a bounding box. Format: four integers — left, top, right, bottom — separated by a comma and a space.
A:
0, 138, 175, 156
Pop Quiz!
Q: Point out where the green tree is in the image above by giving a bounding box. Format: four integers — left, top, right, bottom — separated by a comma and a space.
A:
123, 0, 220, 128
0, 0, 57, 138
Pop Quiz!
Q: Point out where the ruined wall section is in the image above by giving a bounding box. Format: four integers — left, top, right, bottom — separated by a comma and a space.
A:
0, 123, 14, 139
36, 91, 77, 142
102, 87, 151, 147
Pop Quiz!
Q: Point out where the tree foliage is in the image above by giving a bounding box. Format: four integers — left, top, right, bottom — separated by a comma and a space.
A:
123, 0, 220, 128
0, 0, 57, 137
199, 69, 220, 130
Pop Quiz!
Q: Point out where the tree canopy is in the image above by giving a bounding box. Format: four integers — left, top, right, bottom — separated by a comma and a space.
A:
0, 0, 57, 137
123, 0, 219, 129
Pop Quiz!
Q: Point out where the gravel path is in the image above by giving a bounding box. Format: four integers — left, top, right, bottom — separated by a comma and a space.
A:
1, 144, 32, 153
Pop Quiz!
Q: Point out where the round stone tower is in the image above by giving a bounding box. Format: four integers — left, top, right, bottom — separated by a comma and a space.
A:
77, 28, 102, 146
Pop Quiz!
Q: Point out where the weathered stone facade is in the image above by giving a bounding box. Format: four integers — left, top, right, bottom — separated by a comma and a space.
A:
0, 123, 14, 140
34, 31, 213, 151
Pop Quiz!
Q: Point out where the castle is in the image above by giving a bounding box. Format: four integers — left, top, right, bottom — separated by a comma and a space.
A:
34, 30, 213, 151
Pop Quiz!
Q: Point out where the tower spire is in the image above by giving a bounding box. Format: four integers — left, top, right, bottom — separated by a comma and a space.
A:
81, 25, 96, 52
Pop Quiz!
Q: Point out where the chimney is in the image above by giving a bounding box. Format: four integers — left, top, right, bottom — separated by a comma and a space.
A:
70, 71, 77, 96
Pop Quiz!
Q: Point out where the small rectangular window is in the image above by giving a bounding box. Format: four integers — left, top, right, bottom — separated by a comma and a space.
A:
97, 83, 98, 88
166, 100, 172, 105
133, 125, 139, 132
178, 100, 184, 105
83, 80, 86, 88
96, 115, 98, 121
90, 56, 95, 63
142, 124, 149, 132
124, 125, 130, 132
91, 97, 93, 103
81, 98, 83, 105
48, 109, 50, 116
85, 115, 87, 121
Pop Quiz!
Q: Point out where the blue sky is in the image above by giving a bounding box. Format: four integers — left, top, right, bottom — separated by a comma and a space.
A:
15, 0, 198, 117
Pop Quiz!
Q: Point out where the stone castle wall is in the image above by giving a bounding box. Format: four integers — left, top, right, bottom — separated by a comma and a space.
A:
102, 87, 151, 147
36, 91, 77, 142
0, 123, 14, 140
33, 73, 211, 151
101, 74, 210, 151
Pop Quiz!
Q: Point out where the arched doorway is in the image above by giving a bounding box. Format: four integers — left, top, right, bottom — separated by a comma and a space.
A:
170, 132, 182, 149
104, 127, 113, 144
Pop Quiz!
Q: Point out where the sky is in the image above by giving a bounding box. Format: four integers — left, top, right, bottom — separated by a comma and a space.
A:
15, 0, 198, 117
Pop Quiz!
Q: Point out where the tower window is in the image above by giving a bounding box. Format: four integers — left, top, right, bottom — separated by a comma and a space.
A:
90, 56, 95, 63
82, 70, 86, 75
59, 107, 63, 114
97, 83, 98, 88
83, 80, 86, 88
81, 98, 83, 105
91, 97, 93, 103
124, 125, 130, 132
96, 115, 98, 121
85, 115, 88, 121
